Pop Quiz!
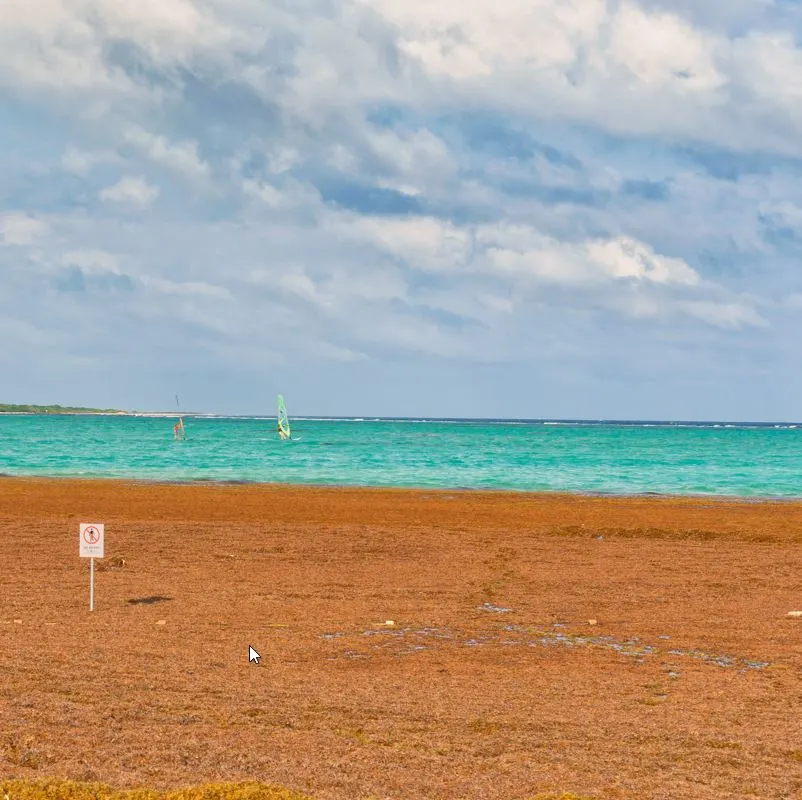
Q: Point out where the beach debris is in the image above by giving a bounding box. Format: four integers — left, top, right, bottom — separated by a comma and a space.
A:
155, 620, 167, 626
587, 619, 598, 626
323, 623, 772, 672
479, 602, 513, 613
97, 554, 126, 571
385, 620, 395, 626
128, 595, 173, 605
787, 611, 802, 618
13, 619, 22, 624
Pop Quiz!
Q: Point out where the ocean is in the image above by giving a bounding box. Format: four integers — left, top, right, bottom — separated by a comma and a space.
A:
1, 414, 800, 497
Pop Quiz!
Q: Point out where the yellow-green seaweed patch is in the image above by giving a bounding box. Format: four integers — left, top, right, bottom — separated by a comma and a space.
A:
1, 779, 314, 800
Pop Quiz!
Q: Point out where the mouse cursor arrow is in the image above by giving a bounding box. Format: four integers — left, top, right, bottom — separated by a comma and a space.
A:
248, 645, 261, 664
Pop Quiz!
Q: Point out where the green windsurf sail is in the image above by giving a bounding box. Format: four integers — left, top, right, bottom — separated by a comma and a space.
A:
277, 394, 291, 440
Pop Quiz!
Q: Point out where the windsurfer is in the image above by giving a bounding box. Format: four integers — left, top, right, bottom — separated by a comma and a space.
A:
276, 394, 292, 440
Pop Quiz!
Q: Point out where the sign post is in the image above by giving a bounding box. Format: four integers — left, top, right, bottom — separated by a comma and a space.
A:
79, 523, 104, 611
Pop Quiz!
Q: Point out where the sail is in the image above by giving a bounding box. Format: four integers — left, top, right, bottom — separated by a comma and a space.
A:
277, 394, 291, 440
174, 395, 186, 440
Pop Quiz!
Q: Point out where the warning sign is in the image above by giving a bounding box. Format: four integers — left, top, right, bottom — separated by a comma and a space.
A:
79, 523, 104, 558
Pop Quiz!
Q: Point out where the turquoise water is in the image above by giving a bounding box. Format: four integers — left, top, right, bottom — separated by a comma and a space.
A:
0, 415, 801, 497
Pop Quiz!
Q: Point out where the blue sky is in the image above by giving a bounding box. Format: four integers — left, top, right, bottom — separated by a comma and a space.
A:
2, 0, 802, 419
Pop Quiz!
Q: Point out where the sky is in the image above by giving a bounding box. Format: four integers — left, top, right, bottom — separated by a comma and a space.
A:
2, 0, 802, 420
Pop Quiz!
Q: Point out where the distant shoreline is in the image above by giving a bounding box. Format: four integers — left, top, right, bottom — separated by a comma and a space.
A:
0, 404, 125, 415
0, 411, 182, 417
0, 407, 191, 417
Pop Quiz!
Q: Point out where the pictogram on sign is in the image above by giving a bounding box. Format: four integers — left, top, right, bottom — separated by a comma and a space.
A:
79, 522, 104, 558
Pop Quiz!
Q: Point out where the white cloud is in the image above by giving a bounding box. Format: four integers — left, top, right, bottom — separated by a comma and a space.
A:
124, 127, 209, 180
276, 272, 323, 304
305, 341, 368, 362
267, 147, 302, 175
340, 215, 700, 288
478, 293, 515, 314
483, 231, 701, 287
0, 0, 122, 94
0, 0, 241, 100
376, 180, 421, 196
680, 300, 767, 329
759, 201, 802, 232
585, 237, 700, 285
364, 127, 456, 195
244, 180, 284, 208
3, 0, 802, 158
334, 215, 471, 272
92, 0, 235, 62
0, 213, 46, 245
332, 213, 764, 330
361, 0, 802, 156
61, 147, 120, 175
63, 248, 120, 273
363, 0, 607, 79
139, 275, 232, 301
99, 176, 159, 206
0, 316, 59, 347
242, 178, 321, 210
608, 2, 722, 90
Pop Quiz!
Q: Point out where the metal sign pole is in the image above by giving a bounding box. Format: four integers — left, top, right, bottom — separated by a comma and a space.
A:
90, 557, 94, 611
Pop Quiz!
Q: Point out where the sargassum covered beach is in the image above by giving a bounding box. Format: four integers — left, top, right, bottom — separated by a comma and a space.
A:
1, 478, 802, 799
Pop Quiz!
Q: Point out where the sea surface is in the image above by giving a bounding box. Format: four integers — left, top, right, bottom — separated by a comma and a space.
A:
0, 415, 801, 497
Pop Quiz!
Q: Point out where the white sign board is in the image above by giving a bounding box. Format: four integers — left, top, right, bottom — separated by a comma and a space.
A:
79, 523, 104, 558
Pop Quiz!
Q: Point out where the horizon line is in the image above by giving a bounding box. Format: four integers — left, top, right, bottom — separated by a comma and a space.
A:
5, 410, 801, 426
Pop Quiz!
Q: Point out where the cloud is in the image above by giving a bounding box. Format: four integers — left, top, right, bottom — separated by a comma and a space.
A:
124, 127, 209, 180
0, 213, 46, 245
140, 276, 231, 300
680, 300, 767, 329
335, 215, 471, 272
61, 148, 120, 175
0, 0, 240, 100
360, 0, 802, 157
99, 176, 159, 206
1, 0, 801, 417
322, 211, 762, 337
339, 213, 701, 289
63, 249, 120, 273
242, 178, 320, 210
584, 237, 700, 286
